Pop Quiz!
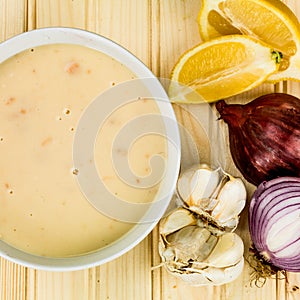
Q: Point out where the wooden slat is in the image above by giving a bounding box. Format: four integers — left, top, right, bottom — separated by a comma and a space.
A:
36, 0, 86, 30
26, 0, 36, 31
34, 270, 89, 299
0, 0, 27, 41
155, 0, 201, 79
85, 0, 152, 65
0, 259, 27, 300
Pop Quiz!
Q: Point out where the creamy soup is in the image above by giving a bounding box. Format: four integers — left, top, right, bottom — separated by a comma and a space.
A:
0, 44, 166, 257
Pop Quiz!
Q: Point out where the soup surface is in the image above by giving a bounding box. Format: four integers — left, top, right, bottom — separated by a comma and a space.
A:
0, 44, 166, 257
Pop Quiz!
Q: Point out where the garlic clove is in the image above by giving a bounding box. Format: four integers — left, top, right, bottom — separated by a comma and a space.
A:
159, 207, 196, 236
167, 226, 212, 261
200, 259, 244, 286
190, 168, 219, 204
177, 165, 219, 207
172, 258, 244, 286
196, 234, 218, 261
200, 267, 232, 285
176, 167, 196, 202
175, 271, 215, 286
222, 258, 244, 283
205, 233, 244, 268
211, 178, 246, 225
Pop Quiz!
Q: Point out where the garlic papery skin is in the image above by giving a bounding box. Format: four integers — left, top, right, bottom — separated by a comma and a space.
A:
158, 207, 244, 286
177, 165, 247, 230
176, 259, 244, 286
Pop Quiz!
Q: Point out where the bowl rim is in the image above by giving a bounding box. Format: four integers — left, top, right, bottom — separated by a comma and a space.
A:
0, 27, 181, 271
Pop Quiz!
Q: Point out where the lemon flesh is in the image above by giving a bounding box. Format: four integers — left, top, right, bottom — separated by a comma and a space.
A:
169, 35, 279, 103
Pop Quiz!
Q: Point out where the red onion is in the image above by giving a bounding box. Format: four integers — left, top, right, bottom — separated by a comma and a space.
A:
216, 93, 300, 186
249, 176, 300, 272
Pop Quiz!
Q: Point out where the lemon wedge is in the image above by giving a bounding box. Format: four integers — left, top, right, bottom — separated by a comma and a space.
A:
198, 0, 241, 41
168, 35, 280, 103
197, 0, 300, 82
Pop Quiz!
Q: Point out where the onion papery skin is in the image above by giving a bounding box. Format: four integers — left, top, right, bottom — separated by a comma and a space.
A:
249, 177, 300, 272
216, 93, 300, 186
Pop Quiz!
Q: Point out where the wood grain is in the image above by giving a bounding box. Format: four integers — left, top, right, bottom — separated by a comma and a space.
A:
0, 0, 300, 299
0, 0, 26, 41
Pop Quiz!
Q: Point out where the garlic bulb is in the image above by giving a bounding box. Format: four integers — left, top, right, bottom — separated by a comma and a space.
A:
159, 207, 244, 286
177, 164, 246, 231
158, 165, 247, 286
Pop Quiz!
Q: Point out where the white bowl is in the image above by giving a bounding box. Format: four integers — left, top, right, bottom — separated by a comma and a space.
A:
0, 27, 181, 271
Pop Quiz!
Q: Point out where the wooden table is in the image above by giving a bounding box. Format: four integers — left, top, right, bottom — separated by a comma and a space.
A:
1, 0, 300, 299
